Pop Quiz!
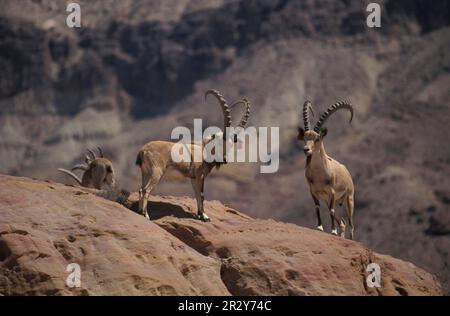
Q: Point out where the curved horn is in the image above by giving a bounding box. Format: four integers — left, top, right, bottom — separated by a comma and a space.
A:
97, 147, 104, 158
58, 168, 82, 185
314, 101, 353, 133
87, 149, 96, 159
205, 89, 232, 138
230, 99, 251, 128
302, 100, 315, 131
72, 164, 88, 172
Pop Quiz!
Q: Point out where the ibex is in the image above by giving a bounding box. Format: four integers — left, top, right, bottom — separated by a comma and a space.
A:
297, 100, 355, 239
58, 147, 115, 190
136, 89, 251, 221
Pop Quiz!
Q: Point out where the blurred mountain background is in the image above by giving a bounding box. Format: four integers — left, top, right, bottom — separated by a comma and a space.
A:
0, 0, 449, 292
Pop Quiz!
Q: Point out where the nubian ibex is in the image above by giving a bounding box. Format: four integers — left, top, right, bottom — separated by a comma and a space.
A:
136, 89, 251, 221
58, 147, 115, 190
297, 100, 355, 239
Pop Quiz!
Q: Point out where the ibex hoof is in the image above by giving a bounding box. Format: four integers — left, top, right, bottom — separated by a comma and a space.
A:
317, 225, 324, 232
144, 212, 150, 220
331, 229, 338, 236
198, 213, 210, 222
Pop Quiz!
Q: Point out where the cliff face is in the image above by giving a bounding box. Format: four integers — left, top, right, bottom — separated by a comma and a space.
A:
0, 175, 441, 295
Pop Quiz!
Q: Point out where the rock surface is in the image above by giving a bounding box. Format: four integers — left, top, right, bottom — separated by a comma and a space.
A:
0, 175, 227, 295
0, 175, 442, 295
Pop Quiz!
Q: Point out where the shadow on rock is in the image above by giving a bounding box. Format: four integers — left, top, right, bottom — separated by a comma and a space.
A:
127, 200, 197, 220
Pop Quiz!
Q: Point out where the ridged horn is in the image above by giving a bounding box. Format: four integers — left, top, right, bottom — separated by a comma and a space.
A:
87, 149, 96, 159
302, 100, 315, 131
205, 89, 232, 139
97, 147, 104, 158
72, 164, 88, 171
230, 98, 251, 128
314, 101, 353, 133
58, 168, 82, 185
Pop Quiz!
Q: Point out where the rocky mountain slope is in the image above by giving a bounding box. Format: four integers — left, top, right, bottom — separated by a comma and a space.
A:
0, 0, 449, 292
0, 175, 442, 295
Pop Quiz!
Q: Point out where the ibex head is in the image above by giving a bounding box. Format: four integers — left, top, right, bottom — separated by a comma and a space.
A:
204, 89, 251, 163
60, 147, 115, 189
81, 147, 115, 187
298, 100, 353, 157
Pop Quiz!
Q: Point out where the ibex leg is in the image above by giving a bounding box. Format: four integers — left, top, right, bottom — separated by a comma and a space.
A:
346, 194, 355, 240
328, 191, 338, 235
191, 176, 209, 221
139, 169, 163, 220
311, 192, 323, 231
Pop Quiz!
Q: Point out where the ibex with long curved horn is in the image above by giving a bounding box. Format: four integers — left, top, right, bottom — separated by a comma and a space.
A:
297, 100, 355, 239
58, 147, 115, 190
136, 89, 251, 221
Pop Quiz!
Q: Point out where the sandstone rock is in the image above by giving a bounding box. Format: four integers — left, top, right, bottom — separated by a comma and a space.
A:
136, 195, 442, 296
0, 175, 442, 295
0, 175, 228, 295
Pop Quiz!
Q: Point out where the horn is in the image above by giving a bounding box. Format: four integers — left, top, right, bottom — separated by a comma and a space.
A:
87, 149, 96, 159
230, 99, 251, 128
72, 164, 88, 171
314, 101, 353, 133
205, 89, 232, 139
58, 168, 82, 185
302, 100, 315, 131
97, 147, 104, 158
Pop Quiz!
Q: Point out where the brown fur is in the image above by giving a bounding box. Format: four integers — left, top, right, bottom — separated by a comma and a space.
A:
58, 149, 115, 190
136, 140, 218, 221
136, 89, 250, 222
298, 128, 355, 239
80, 158, 115, 189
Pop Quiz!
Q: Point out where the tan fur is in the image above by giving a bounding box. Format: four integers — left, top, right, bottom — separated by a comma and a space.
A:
136, 89, 251, 221
136, 140, 217, 221
80, 157, 115, 189
298, 100, 355, 239
58, 148, 115, 190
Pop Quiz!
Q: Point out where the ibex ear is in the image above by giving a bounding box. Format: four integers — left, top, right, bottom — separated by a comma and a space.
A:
297, 127, 305, 141
320, 127, 328, 138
